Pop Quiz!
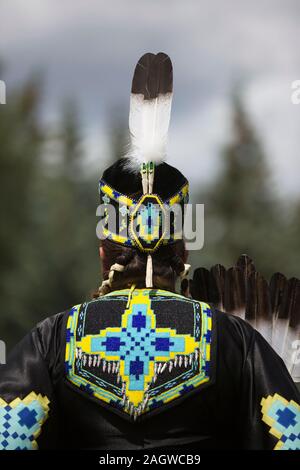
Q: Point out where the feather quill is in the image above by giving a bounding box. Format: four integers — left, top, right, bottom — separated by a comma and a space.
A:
124, 52, 173, 171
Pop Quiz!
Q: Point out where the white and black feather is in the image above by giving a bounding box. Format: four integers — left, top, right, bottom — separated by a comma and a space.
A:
124, 52, 173, 171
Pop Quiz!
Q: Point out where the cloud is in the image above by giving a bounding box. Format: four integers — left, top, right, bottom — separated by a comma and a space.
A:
1, 0, 300, 197
245, 75, 300, 198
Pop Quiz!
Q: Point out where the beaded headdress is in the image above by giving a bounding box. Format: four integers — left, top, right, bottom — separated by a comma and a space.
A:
98, 53, 190, 290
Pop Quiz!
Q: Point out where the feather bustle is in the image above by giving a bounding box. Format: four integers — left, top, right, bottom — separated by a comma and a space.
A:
189, 254, 300, 380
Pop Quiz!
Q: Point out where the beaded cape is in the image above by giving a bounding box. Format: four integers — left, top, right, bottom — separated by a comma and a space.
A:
65, 289, 214, 421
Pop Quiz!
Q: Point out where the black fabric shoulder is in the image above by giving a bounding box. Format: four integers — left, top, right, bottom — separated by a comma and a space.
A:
35, 311, 67, 384
214, 310, 256, 368
35, 312, 65, 360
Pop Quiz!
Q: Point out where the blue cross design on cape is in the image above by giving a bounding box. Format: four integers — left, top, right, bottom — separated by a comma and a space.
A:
78, 291, 198, 409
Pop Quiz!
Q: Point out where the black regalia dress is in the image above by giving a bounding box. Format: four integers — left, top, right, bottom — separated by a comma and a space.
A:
0, 287, 299, 450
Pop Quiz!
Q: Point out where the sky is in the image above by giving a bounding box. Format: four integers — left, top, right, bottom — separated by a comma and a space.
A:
1, 0, 300, 198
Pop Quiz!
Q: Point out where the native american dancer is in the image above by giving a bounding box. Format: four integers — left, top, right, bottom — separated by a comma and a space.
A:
0, 53, 299, 450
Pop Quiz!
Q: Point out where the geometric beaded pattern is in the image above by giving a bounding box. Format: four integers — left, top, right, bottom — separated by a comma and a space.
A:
65, 289, 212, 421
261, 393, 300, 450
129, 194, 166, 252
0, 392, 50, 450
98, 180, 189, 251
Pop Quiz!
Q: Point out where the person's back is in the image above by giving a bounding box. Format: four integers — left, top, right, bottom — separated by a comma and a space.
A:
1, 287, 299, 450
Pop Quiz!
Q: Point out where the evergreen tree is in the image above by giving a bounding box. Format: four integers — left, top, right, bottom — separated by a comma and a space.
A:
286, 200, 300, 277
0, 77, 43, 346
191, 93, 282, 276
32, 100, 100, 319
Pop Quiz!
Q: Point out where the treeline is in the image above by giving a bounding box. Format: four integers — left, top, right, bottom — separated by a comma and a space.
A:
0, 79, 299, 348
190, 93, 300, 280
0, 79, 100, 348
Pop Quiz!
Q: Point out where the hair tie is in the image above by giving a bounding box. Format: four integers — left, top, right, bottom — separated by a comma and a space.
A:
98, 279, 111, 296
110, 263, 125, 272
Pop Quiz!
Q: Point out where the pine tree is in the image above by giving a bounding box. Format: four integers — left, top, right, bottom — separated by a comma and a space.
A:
33, 100, 100, 317
0, 76, 43, 346
191, 93, 282, 276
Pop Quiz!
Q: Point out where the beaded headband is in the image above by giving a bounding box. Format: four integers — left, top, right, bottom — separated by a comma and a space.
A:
98, 174, 189, 253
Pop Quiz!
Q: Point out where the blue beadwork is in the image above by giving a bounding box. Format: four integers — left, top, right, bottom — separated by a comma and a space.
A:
261, 394, 300, 450
65, 291, 213, 418
0, 394, 49, 450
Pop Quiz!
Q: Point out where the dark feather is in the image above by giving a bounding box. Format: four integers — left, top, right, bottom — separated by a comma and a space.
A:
269, 272, 287, 318
131, 52, 173, 100
191, 267, 211, 303
210, 264, 226, 310
236, 253, 256, 279
245, 271, 272, 342
246, 272, 271, 320
224, 267, 245, 316
288, 278, 300, 329
180, 278, 190, 297
279, 277, 299, 321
